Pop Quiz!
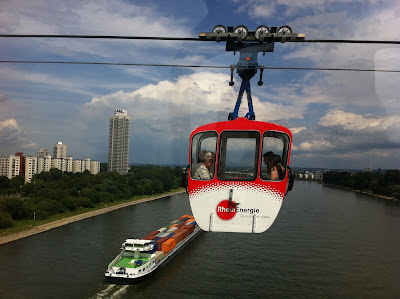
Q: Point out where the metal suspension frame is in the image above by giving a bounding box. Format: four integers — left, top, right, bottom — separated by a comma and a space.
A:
200, 25, 305, 121
226, 41, 274, 121
228, 79, 255, 120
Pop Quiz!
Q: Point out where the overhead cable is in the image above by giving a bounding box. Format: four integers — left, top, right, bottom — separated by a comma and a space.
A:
0, 60, 399, 73
0, 34, 400, 44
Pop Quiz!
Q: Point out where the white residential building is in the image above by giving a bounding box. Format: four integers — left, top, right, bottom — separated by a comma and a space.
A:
108, 109, 130, 175
24, 156, 37, 183
37, 148, 50, 158
90, 160, 101, 174
53, 142, 67, 159
0, 155, 20, 179
37, 155, 52, 173
84, 158, 91, 172
51, 158, 66, 171
72, 159, 84, 173
65, 157, 73, 172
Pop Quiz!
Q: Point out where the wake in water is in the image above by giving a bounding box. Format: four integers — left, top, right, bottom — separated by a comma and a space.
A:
91, 284, 129, 299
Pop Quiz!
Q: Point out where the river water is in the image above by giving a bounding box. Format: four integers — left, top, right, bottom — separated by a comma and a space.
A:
0, 181, 399, 298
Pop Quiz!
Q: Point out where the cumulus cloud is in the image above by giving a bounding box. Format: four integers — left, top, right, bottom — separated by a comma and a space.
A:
290, 126, 307, 134
0, 118, 20, 132
319, 110, 400, 132
0, 118, 37, 155
290, 108, 400, 168
82, 71, 304, 125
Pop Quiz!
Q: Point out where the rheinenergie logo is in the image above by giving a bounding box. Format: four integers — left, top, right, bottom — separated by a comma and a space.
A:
216, 200, 260, 220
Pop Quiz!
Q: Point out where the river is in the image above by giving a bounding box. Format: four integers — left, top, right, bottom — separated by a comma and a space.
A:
0, 181, 399, 298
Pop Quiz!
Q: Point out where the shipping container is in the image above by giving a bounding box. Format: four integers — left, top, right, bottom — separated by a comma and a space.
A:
154, 251, 164, 262
171, 220, 179, 224
158, 227, 167, 232
155, 236, 169, 246
147, 230, 159, 236
171, 233, 183, 244
177, 228, 189, 239
155, 238, 169, 251
161, 238, 176, 253
167, 227, 178, 232
142, 235, 156, 240
156, 232, 170, 238
182, 224, 195, 234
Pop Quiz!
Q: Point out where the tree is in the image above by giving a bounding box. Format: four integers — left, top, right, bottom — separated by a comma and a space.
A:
143, 183, 153, 195
9, 176, 24, 189
0, 176, 10, 190
0, 197, 31, 220
384, 170, 400, 186
0, 211, 13, 229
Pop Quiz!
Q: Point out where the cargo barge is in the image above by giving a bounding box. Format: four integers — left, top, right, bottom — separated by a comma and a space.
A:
105, 214, 202, 284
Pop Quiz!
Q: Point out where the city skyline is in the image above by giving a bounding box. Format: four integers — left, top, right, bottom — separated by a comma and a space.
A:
0, 1, 399, 169
0, 140, 101, 182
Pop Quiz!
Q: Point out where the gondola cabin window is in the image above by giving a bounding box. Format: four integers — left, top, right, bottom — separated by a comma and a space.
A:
217, 131, 260, 181
190, 131, 217, 180
261, 131, 290, 181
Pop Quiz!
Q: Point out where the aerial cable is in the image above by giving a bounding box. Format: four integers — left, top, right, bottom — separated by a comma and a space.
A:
0, 34, 400, 44
0, 60, 399, 73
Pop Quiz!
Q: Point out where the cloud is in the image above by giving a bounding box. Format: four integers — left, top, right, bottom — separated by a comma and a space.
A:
82, 71, 304, 126
295, 139, 335, 151
21, 142, 38, 149
290, 126, 307, 134
0, 0, 203, 66
289, 108, 400, 168
0, 118, 20, 131
0, 118, 37, 155
318, 110, 400, 132
0, 66, 95, 97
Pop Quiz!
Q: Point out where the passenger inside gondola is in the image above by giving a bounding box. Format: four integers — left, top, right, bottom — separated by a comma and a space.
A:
193, 152, 215, 180
269, 154, 286, 180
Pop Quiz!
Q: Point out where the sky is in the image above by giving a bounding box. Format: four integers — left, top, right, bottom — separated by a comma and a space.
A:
0, 0, 399, 170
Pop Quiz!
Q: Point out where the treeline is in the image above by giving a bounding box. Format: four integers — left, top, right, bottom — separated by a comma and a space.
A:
0, 165, 184, 229
323, 170, 400, 199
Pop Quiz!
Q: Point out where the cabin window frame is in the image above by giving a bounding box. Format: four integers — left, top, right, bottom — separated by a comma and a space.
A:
190, 130, 218, 180
217, 130, 261, 181
260, 131, 291, 181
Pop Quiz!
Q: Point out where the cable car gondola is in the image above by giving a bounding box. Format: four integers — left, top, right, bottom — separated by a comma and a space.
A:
188, 118, 293, 233
185, 25, 298, 233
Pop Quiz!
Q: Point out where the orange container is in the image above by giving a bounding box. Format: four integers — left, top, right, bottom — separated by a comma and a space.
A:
161, 238, 176, 253
168, 224, 178, 229
179, 214, 190, 220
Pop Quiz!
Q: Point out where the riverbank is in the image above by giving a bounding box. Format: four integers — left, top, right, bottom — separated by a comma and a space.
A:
0, 190, 185, 245
323, 184, 398, 201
